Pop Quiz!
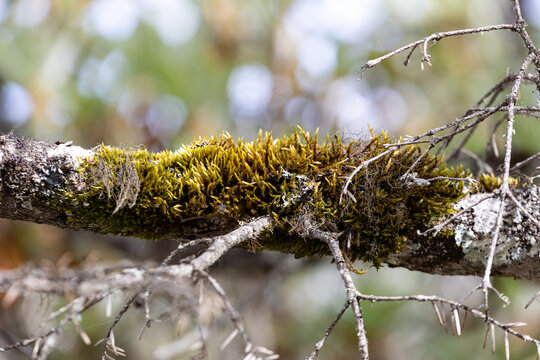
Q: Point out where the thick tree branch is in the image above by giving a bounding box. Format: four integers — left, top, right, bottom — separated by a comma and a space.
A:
0, 133, 238, 239
2, 133, 540, 279
0, 134, 91, 228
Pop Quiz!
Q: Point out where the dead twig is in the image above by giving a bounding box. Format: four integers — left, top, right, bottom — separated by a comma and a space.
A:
306, 301, 350, 360
362, 24, 517, 72
305, 224, 369, 360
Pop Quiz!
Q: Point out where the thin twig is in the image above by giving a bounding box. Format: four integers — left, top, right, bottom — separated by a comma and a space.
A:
507, 190, 540, 228
100, 295, 136, 358
460, 148, 495, 174
161, 238, 213, 266
355, 293, 540, 348
306, 226, 369, 359
306, 301, 350, 360
478, 51, 536, 317
202, 269, 279, 360
385, 107, 497, 147
445, 126, 477, 161
419, 193, 495, 236
510, 151, 540, 172
199, 270, 251, 346
525, 291, 540, 309
511, 0, 540, 68
362, 24, 517, 72
0, 295, 106, 353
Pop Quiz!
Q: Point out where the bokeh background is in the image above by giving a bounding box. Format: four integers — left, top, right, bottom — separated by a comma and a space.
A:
1, 0, 540, 359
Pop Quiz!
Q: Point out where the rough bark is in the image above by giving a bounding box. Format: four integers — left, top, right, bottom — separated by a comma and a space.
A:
0, 133, 237, 239
0, 133, 91, 229
2, 133, 540, 279
387, 187, 540, 279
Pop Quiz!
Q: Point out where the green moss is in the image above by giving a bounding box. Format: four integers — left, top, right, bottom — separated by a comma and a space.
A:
477, 173, 518, 192
64, 128, 469, 266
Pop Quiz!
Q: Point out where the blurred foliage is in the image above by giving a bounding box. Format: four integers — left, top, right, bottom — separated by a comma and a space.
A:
1, 0, 540, 359
1, 0, 538, 152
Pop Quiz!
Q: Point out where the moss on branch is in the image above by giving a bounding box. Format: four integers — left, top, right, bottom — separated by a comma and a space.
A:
64, 128, 470, 266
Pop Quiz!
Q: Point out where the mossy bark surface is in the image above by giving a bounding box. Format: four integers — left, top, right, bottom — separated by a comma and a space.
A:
64, 129, 467, 265
2, 131, 539, 277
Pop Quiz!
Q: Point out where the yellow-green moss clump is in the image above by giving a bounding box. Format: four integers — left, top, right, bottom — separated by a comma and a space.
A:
477, 173, 518, 192
65, 128, 468, 266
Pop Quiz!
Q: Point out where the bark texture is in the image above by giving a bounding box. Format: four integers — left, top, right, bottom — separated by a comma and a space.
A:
0, 133, 91, 229
388, 187, 540, 279
1, 133, 539, 279
0, 133, 238, 239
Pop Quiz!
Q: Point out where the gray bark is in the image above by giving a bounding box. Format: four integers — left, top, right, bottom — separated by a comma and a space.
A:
0, 133, 91, 229
388, 187, 540, 279
0, 133, 237, 239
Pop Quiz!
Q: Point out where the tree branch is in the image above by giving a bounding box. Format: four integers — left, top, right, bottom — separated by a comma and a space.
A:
3, 133, 540, 279
0, 216, 272, 295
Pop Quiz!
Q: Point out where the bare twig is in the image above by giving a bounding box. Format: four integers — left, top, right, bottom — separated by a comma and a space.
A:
510, 151, 540, 172
0, 295, 106, 354
306, 225, 369, 359
400, 145, 433, 180
444, 126, 477, 161
199, 271, 251, 346
139, 237, 214, 339
479, 52, 537, 308
199, 270, 279, 359
511, 0, 540, 67
507, 190, 540, 228
525, 290, 540, 309
100, 295, 136, 359
355, 293, 540, 349
384, 104, 504, 149
0, 217, 273, 358
362, 24, 517, 72
161, 238, 213, 266
101, 216, 273, 358
306, 301, 350, 360
460, 148, 495, 174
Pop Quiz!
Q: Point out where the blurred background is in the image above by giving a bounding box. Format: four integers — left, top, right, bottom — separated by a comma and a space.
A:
1, 0, 540, 359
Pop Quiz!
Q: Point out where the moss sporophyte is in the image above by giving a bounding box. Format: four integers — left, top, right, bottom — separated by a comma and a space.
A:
65, 128, 471, 266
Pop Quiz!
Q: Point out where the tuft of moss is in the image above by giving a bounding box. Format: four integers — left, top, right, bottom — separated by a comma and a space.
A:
64, 128, 469, 266
477, 173, 518, 192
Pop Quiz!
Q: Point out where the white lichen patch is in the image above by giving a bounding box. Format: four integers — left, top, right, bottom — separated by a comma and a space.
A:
278, 169, 314, 209
47, 144, 93, 167
0, 142, 17, 165
470, 196, 500, 234
453, 187, 540, 267
513, 208, 523, 223
454, 223, 475, 247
